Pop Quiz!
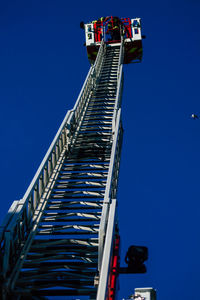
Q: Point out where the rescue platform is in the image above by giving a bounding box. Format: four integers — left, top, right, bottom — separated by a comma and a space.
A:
83, 16, 143, 64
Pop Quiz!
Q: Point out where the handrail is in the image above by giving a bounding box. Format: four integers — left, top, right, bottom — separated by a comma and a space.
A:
93, 39, 105, 71
0, 39, 106, 279
98, 109, 122, 270
118, 36, 124, 74
96, 199, 116, 300
112, 38, 124, 132
98, 40, 124, 271
22, 110, 72, 206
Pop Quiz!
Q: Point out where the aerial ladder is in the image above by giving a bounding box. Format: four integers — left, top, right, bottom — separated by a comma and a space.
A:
0, 16, 144, 299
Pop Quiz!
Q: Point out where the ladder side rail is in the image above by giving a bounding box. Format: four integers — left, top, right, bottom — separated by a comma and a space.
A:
73, 67, 94, 123
92, 39, 105, 79
98, 108, 122, 270
112, 65, 123, 133
111, 121, 123, 199
73, 39, 105, 123
96, 199, 117, 300
0, 109, 72, 279
0, 46, 105, 280
98, 43, 124, 266
1, 108, 71, 227
21, 109, 72, 206
112, 39, 124, 132
0, 109, 71, 221
118, 37, 125, 71
64, 40, 105, 155
5, 141, 68, 291
4, 42, 107, 292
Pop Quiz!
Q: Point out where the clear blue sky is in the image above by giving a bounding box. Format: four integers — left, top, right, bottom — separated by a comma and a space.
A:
0, 1, 200, 299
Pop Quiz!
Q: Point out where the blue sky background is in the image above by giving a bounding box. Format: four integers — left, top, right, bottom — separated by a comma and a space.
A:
0, 1, 200, 299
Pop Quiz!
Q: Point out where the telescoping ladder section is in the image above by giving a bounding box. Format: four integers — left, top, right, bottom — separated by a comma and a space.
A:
0, 40, 124, 299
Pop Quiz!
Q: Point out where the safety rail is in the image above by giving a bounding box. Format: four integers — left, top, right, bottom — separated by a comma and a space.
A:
93, 39, 105, 75
112, 38, 124, 132
0, 39, 105, 280
98, 40, 124, 271
98, 108, 123, 270
97, 199, 117, 300
73, 39, 105, 124
0, 108, 73, 279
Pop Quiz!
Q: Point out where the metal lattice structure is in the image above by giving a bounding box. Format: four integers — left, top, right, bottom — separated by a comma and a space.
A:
0, 39, 124, 299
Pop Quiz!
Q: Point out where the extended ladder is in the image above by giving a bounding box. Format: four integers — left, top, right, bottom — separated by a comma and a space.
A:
0, 40, 124, 299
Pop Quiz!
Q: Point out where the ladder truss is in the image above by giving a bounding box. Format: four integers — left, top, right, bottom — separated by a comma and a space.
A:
0, 40, 124, 299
